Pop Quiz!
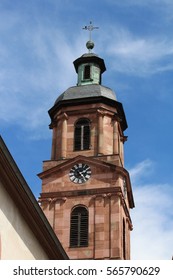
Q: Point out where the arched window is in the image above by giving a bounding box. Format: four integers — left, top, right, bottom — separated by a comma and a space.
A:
74, 119, 90, 151
70, 206, 89, 247
84, 65, 91, 79
123, 218, 126, 259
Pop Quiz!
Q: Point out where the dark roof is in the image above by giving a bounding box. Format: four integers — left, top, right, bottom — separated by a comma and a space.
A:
0, 135, 69, 260
55, 84, 117, 104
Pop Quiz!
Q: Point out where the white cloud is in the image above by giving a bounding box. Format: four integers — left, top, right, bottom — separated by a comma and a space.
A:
130, 160, 173, 259
1, 3, 173, 138
102, 28, 173, 76
129, 159, 153, 184
0, 21, 84, 139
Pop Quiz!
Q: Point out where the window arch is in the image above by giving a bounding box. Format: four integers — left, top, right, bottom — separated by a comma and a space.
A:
74, 118, 90, 151
70, 206, 89, 247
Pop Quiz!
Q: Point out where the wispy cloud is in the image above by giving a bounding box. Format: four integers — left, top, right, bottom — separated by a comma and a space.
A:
1, 2, 173, 139
102, 28, 173, 76
0, 15, 84, 139
130, 160, 173, 259
129, 159, 154, 184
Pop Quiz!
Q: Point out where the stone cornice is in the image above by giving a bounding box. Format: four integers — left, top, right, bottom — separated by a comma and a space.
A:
39, 186, 133, 229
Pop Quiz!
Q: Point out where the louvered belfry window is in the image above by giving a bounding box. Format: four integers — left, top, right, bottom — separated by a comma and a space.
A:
84, 65, 90, 79
70, 206, 89, 247
74, 119, 90, 151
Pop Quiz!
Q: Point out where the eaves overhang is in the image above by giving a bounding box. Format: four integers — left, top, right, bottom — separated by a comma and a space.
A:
49, 95, 128, 131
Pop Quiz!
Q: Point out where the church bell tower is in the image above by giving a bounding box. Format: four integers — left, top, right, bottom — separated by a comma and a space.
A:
38, 23, 134, 259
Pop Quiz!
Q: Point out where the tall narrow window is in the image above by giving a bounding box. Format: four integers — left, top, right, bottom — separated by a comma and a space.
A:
123, 219, 126, 259
74, 119, 90, 151
70, 206, 89, 247
84, 65, 90, 79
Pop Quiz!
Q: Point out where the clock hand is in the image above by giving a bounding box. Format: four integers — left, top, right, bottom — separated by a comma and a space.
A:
78, 170, 86, 180
79, 171, 84, 177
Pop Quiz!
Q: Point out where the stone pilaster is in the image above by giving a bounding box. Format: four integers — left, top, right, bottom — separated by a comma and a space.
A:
61, 113, 68, 159
51, 123, 57, 160
97, 110, 104, 155
113, 120, 119, 155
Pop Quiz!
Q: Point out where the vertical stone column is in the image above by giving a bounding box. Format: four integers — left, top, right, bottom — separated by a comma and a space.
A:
48, 199, 56, 229
61, 113, 68, 159
120, 136, 127, 167
120, 137, 124, 166
94, 195, 105, 259
110, 194, 121, 259
51, 123, 57, 160
93, 194, 110, 259
104, 195, 110, 258
97, 110, 104, 155
126, 220, 131, 260
90, 197, 95, 259
54, 198, 67, 248
113, 120, 119, 154
40, 198, 55, 230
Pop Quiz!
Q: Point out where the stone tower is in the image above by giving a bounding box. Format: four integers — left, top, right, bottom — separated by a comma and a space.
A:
38, 33, 134, 259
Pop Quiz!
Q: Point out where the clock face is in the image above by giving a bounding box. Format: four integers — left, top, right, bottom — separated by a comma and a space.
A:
69, 163, 91, 184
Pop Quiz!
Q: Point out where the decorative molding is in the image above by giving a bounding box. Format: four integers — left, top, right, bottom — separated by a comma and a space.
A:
57, 112, 69, 121
120, 135, 128, 143
112, 113, 122, 122
39, 197, 67, 206
40, 186, 122, 200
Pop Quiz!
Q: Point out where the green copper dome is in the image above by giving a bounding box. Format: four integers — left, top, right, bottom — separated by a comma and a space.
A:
73, 52, 106, 86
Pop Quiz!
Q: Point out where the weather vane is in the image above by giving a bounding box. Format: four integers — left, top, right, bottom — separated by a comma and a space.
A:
82, 21, 99, 41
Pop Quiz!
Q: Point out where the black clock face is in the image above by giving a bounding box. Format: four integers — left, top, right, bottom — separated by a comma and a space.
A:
69, 163, 91, 184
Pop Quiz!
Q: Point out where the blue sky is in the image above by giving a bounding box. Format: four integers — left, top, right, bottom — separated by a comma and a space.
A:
1, 0, 173, 259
